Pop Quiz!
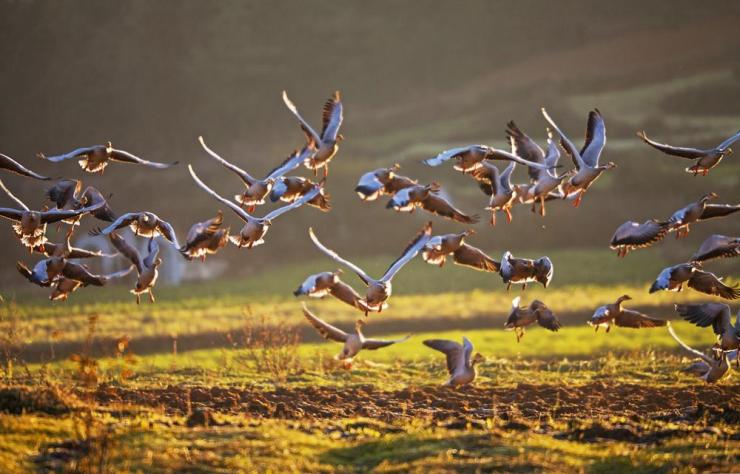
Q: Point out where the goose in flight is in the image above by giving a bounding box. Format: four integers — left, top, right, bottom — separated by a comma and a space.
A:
499, 251, 553, 291
188, 164, 320, 249
91, 211, 179, 248
294, 270, 370, 312
108, 232, 162, 304
270, 176, 332, 212
668, 193, 739, 238
690, 235, 739, 263
423, 337, 484, 387
541, 108, 615, 208
471, 161, 517, 226
38, 142, 177, 174
668, 323, 733, 383
675, 303, 739, 366
0, 179, 104, 248
198, 136, 315, 211
637, 130, 740, 176
282, 90, 343, 176
423, 144, 553, 175
421, 230, 499, 272
302, 304, 409, 369
589, 295, 667, 332
354, 164, 417, 202
46, 179, 116, 223
309, 222, 432, 315
0, 153, 50, 180
386, 183, 479, 224
179, 211, 230, 261
609, 220, 671, 257
505, 296, 561, 342
649, 263, 739, 300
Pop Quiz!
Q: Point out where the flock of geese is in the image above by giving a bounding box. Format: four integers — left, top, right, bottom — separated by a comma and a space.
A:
1, 90, 738, 386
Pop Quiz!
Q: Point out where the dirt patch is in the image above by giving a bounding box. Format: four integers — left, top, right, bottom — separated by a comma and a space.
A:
0, 386, 74, 415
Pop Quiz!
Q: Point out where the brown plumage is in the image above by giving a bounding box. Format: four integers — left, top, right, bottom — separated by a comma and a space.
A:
505, 297, 561, 342
690, 234, 739, 262
589, 295, 667, 332
609, 220, 670, 257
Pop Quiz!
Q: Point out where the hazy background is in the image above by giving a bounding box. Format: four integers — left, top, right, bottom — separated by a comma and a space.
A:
1, 0, 739, 287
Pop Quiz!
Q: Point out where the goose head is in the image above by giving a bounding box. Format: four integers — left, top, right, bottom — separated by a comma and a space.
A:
701, 192, 719, 203
470, 352, 485, 367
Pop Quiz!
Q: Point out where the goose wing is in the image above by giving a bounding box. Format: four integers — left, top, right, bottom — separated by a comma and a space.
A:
187, 165, 254, 223
486, 148, 550, 169
676, 303, 732, 336
580, 109, 606, 167
263, 183, 321, 221
420, 193, 479, 224
363, 334, 410, 350
0, 208, 24, 222
385, 175, 417, 194
610, 220, 669, 249
61, 262, 107, 286
0, 153, 50, 180
423, 339, 464, 375
499, 161, 516, 194
143, 238, 161, 269
301, 304, 348, 342
453, 244, 500, 272
282, 91, 322, 144
691, 234, 740, 262
614, 309, 667, 328
320, 91, 343, 142
541, 108, 585, 170
80, 186, 117, 222
470, 162, 498, 196
0, 179, 29, 210
109, 148, 178, 169
265, 144, 315, 181
716, 130, 740, 151
16, 260, 52, 286
380, 222, 432, 282
699, 204, 740, 221
355, 170, 385, 201
423, 145, 484, 167
154, 217, 180, 247
46, 179, 81, 208
309, 227, 373, 285
39, 205, 102, 225
197, 136, 256, 186
506, 121, 545, 181
636, 131, 708, 158
534, 302, 561, 331
90, 212, 139, 235
687, 270, 740, 300
40, 146, 99, 163
667, 323, 712, 363
329, 279, 368, 310
107, 232, 144, 273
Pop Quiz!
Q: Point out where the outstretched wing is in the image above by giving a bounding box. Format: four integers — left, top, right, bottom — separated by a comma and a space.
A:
716, 130, 740, 151
301, 303, 348, 342
0, 178, 29, 210
423, 339, 463, 375
610, 220, 669, 249
667, 323, 712, 363
40, 146, 99, 163
380, 222, 432, 282
580, 109, 606, 167
691, 234, 740, 262
265, 144, 315, 181
0, 208, 24, 222
0, 153, 50, 180
155, 218, 180, 248
688, 270, 740, 300
614, 309, 667, 328
282, 91, 322, 143
355, 171, 385, 201
320, 91, 343, 142
61, 262, 106, 286
363, 334, 410, 350
108, 232, 144, 273
487, 148, 551, 169
423, 146, 480, 167
309, 227, 373, 285
421, 193, 479, 224
197, 136, 256, 186
541, 108, 584, 170
90, 212, 139, 235
80, 186, 117, 222
676, 303, 732, 336
534, 303, 561, 331
263, 183, 321, 221
699, 204, 740, 221
328, 279, 367, 310
187, 165, 254, 223
109, 148, 178, 169
143, 239, 161, 269
453, 244, 500, 272
636, 131, 708, 159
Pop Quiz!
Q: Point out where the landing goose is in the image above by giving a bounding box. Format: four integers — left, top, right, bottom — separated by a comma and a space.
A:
92, 211, 179, 248
471, 161, 516, 225
505, 296, 561, 342
499, 251, 553, 291
668, 323, 732, 383
179, 211, 230, 261
421, 230, 499, 271
675, 303, 740, 363
649, 263, 739, 300
589, 295, 667, 332
637, 130, 740, 176
294, 270, 370, 311
423, 337, 484, 387
108, 232, 162, 304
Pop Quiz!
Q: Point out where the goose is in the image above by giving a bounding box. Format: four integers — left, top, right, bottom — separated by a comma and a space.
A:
471, 161, 517, 226
637, 130, 740, 176
108, 232, 162, 304
354, 164, 417, 201
421, 230, 500, 272
690, 234, 739, 262
505, 296, 561, 342
198, 136, 315, 211
386, 183, 479, 224
188, 165, 321, 249
649, 263, 739, 300
309, 222, 432, 315
505, 123, 570, 217
499, 251, 553, 291
541, 108, 615, 208
589, 295, 667, 332
668, 193, 739, 238
91, 211, 179, 248
675, 303, 740, 364
270, 176, 332, 212
609, 220, 671, 257
179, 211, 230, 261
0, 179, 104, 248
667, 323, 732, 383
302, 304, 409, 369
293, 270, 370, 311
282, 90, 343, 176
423, 337, 484, 387
46, 179, 116, 223
47, 265, 134, 302
423, 144, 552, 174
0, 152, 50, 180
38, 142, 177, 174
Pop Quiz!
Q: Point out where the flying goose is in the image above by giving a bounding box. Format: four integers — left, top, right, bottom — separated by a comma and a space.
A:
423, 144, 552, 174
589, 295, 667, 332
609, 220, 671, 257
0, 179, 104, 248
0, 153, 50, 180
309, 222, 432, 315
38, 142, 177, 174
471, 161, 517, 226
637, 130, 740, 176
91, 211, 179, 248
302, 304, 409, 369
179, 211, 230, 261
354, 164, 417, 201
423, 337, 484, 387
188, 164, 321, 249
668, 193, 739, 238
499, 251, 553, 291
505, 296, 561, 342
386, 183, 479, 224
270, 176, 331, 212
675, 303, 739, 365
541, 108, 615, 208
293, 270, 370, 311
649, 263, 739, 300
421, 230, 500, 272
667, 323, 732, 383
198, 136, 315, 211
46, 179, 116, 223
282, 90, 343, 176
690, 234, 739, 263
108, 232, 162, 304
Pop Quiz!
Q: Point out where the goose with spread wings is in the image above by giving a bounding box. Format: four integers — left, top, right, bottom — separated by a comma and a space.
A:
294, 270, 370, 312
282, 90, 343, 176
309, 222, 432, 315
668, 323, 733, 383
499, 251, 553, 291
38, 141, 177, 174
423, 142, 553, 175
589, 295, 667, 333
609, 219, 671, 257
188, 164, 321, 249
179, 211, 230, 261
421, 230, 500, 272
0, 153, 50, 180
675, 303, 740, 364
637, 130, 740, 176
541, 108, 615, 208
649, 263, 739, 300
270, 176, 331, 212
505, 296, 561, 342
690, 234, 739, 263
108, 232, 162, 304
46, 179, 116, 223
471, 161, 517, 226
198, 136, 315, 211
302, 304, 410, 369
668, 192, 739, 238
386, 183, 479, 224
423, 337, 484, 387
354, 164, 417, 202
91, 211, 179, 248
